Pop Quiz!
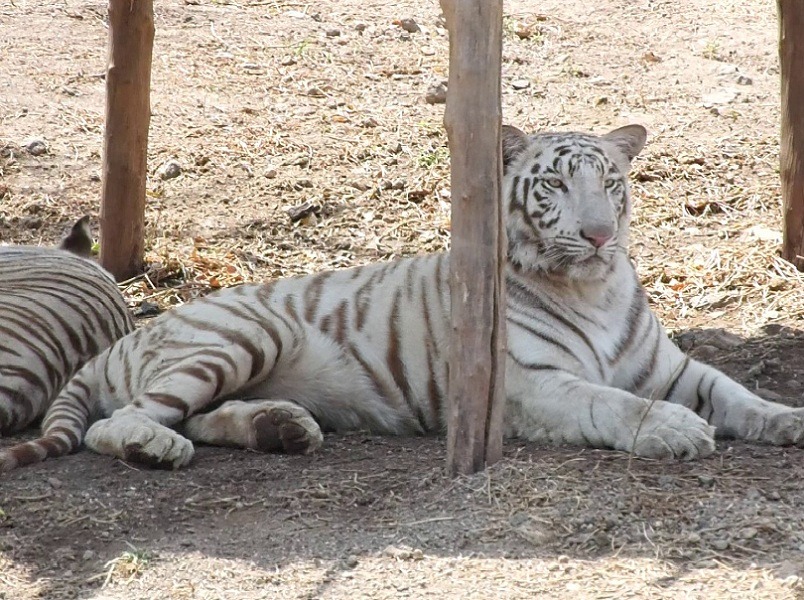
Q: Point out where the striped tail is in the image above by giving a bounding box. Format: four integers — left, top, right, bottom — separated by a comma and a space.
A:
0, 368, 97, 473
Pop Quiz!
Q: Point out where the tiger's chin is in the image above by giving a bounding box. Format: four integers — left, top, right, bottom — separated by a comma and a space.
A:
561, 257, 615, 282
509, 248, 615, 283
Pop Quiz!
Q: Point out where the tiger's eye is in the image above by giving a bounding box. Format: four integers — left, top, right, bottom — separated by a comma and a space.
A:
604, 178, 618, 188
545, 178, 563, 189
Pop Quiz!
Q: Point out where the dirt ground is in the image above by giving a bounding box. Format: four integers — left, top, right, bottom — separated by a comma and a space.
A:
3, 0, 804, 598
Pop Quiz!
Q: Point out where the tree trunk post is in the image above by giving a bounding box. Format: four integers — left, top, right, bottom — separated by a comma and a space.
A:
99, 0, 154, 280
440, 0, 506, 476
779, 0, 804, 269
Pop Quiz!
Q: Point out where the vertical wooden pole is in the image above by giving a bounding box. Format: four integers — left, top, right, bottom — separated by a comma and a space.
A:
99, 0, 154, 280
779, 0, 804, 270
440, 0, 506, 475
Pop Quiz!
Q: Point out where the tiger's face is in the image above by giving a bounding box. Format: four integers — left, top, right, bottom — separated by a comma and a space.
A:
502, 124, 647, 281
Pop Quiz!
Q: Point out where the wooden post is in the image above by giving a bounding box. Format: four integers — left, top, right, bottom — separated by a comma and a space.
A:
779, 0, 804, 270
440, 0, 506, 475
99, 0, 154, 280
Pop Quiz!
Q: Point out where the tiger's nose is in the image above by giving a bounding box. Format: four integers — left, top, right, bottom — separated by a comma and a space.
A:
581, 228, 613, 248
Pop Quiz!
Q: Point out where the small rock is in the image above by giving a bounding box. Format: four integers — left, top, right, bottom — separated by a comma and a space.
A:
287, 201, 321, 223
397, 18, 420, 33
711, 538, 729, 551
265, 168, 278, 179
716, 63, 740, 76
326, 29, 341, 37
285, 10, 308, 18
736, 74, 753, 85
47, 477, 62, 489
280, 56, 297, 66
135, 301, 161, 318
702, 88, 739, 107
349, 180, 370, 192
511, 79, 531, 90
697, 474, 715, 487
384, 545, 413, 560
686, 532, 702, 544
399, 32, 411, 41
82, 550, 95, 561
157, 160, 182, 181
354, 23, 368, 33
24, 138, 48, 156
345, 555, 359, 568
293, 178, 313, 190
425, 82, 448, 104
701, 329, 743, 350
739, 527, 758, 540
642, 51, 662, 63
691, 344, 720, 363
756, 388, 783, 402
421, 46, 436, 56
695, 559, 719, 569
361, 117, 379, 128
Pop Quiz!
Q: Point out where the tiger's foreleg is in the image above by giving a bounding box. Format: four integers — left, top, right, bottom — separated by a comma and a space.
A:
656, 347, 804, 446
506, 368, 716, 459
181, 399, 323, 455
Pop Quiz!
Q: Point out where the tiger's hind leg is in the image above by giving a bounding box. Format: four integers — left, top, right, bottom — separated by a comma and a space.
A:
0, 383, 48, 434
181, 399, 323, 455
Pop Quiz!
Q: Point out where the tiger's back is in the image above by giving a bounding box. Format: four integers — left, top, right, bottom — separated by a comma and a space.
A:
0, 224, 134, 433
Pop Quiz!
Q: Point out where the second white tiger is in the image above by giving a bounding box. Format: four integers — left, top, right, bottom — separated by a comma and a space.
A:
3, 123, 804, 472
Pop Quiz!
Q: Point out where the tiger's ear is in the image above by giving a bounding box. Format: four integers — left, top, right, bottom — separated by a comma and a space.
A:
59, 215, 94, 258
602, 124, 647, 162
501, 124, 529, 175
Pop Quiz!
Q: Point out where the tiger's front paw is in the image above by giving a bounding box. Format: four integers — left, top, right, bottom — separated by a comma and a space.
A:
85, 413, 194, 469
761, 408, 804, 446
630, 402, 716, 460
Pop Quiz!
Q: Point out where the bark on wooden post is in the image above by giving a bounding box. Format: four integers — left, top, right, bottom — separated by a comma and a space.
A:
440, 0, 506, 475
99, 0, 154, 280
779, 0, 804, 269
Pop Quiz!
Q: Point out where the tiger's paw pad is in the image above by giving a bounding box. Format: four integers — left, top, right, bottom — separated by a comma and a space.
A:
85, 414, 194, 469
252, 406, 323, 455
631, 404, 716, 460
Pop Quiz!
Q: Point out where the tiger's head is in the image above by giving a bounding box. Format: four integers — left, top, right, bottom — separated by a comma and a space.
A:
502, 124, 647, 281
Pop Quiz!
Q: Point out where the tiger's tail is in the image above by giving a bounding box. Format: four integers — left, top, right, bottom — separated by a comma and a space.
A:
0, 362, 99, 473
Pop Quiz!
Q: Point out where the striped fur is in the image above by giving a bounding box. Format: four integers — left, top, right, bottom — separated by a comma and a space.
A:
0, 217, 134, 434
4, 125, 804, 472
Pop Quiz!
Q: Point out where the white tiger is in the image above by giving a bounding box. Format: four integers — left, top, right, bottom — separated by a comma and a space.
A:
2, 124, 803, 472
0, 217, 134, 435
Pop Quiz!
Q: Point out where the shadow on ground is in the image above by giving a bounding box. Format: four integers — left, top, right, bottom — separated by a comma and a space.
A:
2, 326, 804, 598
